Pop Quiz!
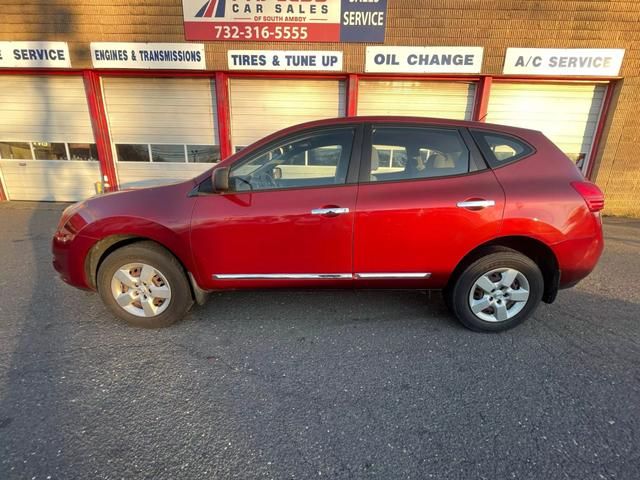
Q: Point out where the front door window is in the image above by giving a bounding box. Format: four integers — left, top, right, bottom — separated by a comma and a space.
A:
229, 128, 355, 192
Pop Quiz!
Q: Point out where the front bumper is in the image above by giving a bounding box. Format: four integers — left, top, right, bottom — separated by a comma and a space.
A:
52, 233, 97, 290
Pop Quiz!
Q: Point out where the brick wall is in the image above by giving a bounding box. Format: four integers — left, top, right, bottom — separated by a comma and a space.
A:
1, 0, 639, 215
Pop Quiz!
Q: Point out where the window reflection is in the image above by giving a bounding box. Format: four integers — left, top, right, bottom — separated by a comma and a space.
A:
187, 145, 220, 163
0, 142, 31, 160
151, 145, 185, 163
32, 142, 68, 160
116, 144, 150, 162
69, 143, 98, 161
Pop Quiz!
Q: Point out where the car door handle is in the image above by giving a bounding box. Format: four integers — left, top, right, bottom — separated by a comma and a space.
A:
311, 207, 349, 216
457, 199, 496, 209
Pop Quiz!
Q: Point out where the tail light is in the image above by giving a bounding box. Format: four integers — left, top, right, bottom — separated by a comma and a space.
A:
571, 181, 605, 212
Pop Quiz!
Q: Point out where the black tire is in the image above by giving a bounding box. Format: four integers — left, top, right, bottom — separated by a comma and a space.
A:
97, 241, 193, 328
447, 250, 543, 332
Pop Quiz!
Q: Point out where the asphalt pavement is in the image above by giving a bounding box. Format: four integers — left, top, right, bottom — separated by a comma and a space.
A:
0, 202, 638, 479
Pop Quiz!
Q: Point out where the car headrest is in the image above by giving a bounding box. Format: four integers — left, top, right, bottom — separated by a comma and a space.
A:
429, 152, 454, 169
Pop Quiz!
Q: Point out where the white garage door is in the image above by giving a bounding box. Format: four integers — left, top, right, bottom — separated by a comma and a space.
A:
102, 77, 219, 189
357, 80, 476, 120
486, 83, 607, 171
229, 78, 346, 151
0, 75, 101, 201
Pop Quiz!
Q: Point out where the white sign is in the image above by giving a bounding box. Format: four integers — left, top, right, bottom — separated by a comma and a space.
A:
0, 41, 71, 68
503, 48, 625, 76
365, 46, 483, 74
228, 50, 343, 71
91, 42, 206, 70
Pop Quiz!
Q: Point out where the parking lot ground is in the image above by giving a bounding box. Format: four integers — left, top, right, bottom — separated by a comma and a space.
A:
0, 202, 639, 479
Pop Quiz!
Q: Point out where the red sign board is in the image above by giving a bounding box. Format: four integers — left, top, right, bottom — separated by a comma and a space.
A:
182, 0, 386, 43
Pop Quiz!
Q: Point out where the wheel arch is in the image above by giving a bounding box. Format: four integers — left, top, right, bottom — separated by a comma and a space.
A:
84, 234, 200, 304
447, 235, 560, 304
85, 234, 142, 289
80, 215, 196, 285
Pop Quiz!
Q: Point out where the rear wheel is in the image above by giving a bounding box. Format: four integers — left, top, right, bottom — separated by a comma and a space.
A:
448, 250, 543, 332
97, 242, 192, 328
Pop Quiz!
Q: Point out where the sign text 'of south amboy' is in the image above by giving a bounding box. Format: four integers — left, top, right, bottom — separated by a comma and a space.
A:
181, 0, 387, 42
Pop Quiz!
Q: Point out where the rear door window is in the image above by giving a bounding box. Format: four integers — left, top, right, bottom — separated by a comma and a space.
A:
365, 126, 474, 183
471, 130, 534, 167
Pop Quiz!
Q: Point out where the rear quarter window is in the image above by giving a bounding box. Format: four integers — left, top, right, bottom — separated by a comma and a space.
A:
470, 130, 534, 167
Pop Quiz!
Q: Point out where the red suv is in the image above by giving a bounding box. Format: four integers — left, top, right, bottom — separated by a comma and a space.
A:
52, 117, 604, 332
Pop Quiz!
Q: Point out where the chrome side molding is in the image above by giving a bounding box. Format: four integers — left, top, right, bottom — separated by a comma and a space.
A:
355, 273, 431, 279
212, 273, 352, 280
213, 272, 431, 280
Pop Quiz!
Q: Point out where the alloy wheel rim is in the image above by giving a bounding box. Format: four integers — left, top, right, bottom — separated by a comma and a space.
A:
468, 268, 530, 323
110, 263, 171, 318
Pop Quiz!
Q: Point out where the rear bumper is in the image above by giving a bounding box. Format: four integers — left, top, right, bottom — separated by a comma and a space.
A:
52, 233, 96, 290
553, 228, 604, 288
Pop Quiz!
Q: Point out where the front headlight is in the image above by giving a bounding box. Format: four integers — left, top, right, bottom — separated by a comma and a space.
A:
53, 222, 77, 244
54, 202, 87, 243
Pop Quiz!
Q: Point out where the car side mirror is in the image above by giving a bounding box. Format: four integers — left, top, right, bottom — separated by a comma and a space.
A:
212, 167, 230, 193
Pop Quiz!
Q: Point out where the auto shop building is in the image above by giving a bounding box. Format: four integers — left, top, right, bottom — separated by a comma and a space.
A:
0, 0, 639, 217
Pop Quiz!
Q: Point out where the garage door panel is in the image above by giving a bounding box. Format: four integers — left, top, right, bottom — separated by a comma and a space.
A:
0, 161, 100, 177
486, 82, 606, 167
0, 110, 95, 122
111, 129, 216, 143
230, 96, 345, 106
0, 121, 93, 143
114, 135, 215, 145
102, 77, 219, 188
232, 110, 344, 119
229, 79, 346, 148
488, 106, 603, 117
0, 159, 101, 201
105, 104, 215, 115
105, 97, 215, 109
3, 176, 100, 190
486, 110, 602, 121
108, 114, 216, 129
103, 77, 217, 145
358, 81, 476, 120
0, 92, 89, 104
117, 163, 211, 189
0, 102, 92, 113
0, 76, 100, 201
108, 121, 216, 134
489, 91, 605, 100
3, 187, 96, 202
104, 80, 211, 92
0, 76, 95, 143
231, 103, 344, 113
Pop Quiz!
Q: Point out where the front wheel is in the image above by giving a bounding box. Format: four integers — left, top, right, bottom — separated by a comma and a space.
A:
97, 241, 193, 328
448, 251, 544, 332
